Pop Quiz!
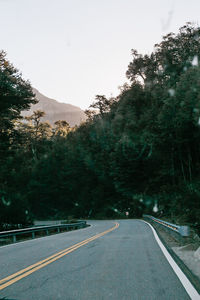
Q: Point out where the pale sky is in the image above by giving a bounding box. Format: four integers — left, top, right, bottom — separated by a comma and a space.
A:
0, 0, 200, 109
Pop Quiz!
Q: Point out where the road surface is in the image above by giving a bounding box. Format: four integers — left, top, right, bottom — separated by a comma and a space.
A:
0, 220, 199, 299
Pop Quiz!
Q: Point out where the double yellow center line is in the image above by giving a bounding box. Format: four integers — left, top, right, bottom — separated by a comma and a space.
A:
0, 222, 119, 291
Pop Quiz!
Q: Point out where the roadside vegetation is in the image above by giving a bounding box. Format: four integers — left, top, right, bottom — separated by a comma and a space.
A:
1, 23, 200, 229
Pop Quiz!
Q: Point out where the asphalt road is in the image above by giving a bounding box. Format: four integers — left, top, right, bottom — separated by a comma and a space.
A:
0, 220, 198, 300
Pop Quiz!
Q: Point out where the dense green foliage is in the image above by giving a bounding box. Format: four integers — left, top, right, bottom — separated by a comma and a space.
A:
0, 50, 37, 227
1, 23, 200, 227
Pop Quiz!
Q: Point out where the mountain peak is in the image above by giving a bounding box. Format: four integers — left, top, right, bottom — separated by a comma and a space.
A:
23, 88, 86, 126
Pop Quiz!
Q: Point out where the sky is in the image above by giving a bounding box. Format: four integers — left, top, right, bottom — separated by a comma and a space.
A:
0, 0, 200, 110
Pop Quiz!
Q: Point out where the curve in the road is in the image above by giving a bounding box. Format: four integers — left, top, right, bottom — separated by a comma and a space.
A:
0, 222, 119, 291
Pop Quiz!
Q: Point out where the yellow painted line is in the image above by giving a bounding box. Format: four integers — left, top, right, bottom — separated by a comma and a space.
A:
0, 223, 119, 286
0, 222, 119, 290
0, 232, 102, 284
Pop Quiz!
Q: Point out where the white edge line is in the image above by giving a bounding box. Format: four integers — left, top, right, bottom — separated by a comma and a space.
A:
142, 220, 200, 300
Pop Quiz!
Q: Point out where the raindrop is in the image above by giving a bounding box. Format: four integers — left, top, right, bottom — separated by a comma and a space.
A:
192, 55, 198, 66
2, 196, 11, 206
194, 34, 200, 42
168, 89, 175, 96
153, 203, 158, 213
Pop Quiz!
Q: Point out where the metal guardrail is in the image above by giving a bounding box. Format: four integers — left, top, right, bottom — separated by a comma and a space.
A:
0, 221, 87, 243
143, 215, 190, 237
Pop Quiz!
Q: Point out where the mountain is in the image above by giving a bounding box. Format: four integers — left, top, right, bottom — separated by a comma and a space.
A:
22, 88, 86, 126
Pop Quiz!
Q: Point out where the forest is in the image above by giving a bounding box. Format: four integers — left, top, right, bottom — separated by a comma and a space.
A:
1, 23, 200, 228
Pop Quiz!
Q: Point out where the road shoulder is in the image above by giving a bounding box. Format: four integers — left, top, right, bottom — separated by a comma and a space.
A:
143, 219, 200, 295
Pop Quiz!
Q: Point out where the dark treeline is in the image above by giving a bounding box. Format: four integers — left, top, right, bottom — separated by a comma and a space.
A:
1, 23, 200, 227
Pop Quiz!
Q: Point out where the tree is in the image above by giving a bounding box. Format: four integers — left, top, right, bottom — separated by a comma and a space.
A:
0, 51, 37, 226
54, 120, 70, 137
2, 23, 200, 224
127, 23, 200, 87
89, 95, 115, 115
0, 51, 36, 157
84, 109, 97, 121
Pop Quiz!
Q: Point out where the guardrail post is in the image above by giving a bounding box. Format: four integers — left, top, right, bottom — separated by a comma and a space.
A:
57, 227, 60, 233
46, 229, 49, 235
13, 235, 16, 243
179, 226, 190, 237
32, 232, 35, 239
